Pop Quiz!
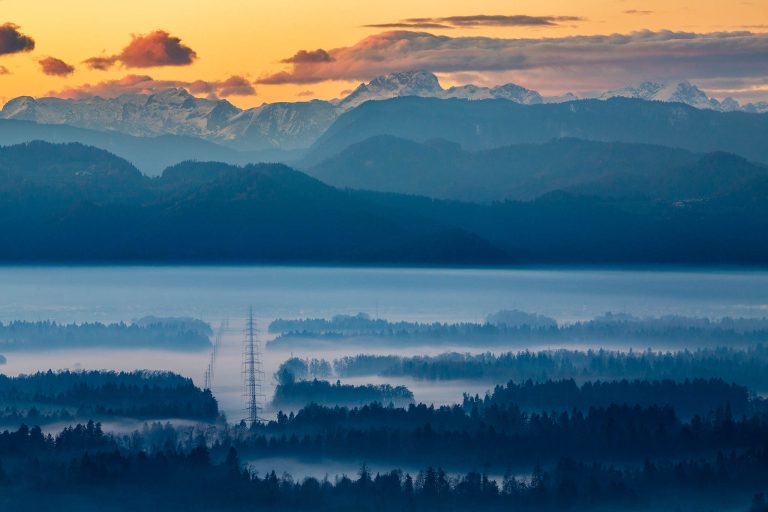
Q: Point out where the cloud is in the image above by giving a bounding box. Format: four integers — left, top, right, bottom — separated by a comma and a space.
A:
624, 10, 654, 15
84, 30, 197, 69
365, 22, 453, 30
0, 23, 35, 55
212, 75, 256, 97
83, 56, 117, 70
281, 49, 334, 63
39, 57, 75, 77
51, 74, 256, 99
0, 65, 8, 75
366, 14, 583, 30
256, 29, 768, 93
296, 90, 315, 97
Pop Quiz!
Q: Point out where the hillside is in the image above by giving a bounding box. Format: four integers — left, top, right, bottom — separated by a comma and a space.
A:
310, 137, 768, 202
305, 97, 768, 165
0, 119, 297, 176
0, 141, 766, 265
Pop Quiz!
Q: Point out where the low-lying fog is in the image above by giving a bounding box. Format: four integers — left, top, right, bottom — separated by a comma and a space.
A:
1, 265, 767, 423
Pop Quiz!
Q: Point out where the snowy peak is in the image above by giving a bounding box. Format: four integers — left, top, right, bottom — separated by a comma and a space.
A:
1, 72, 765, 154
340, 70, 544, 107
0, 89, 338, 151
601, 81, 729, 111
338, 71, 443, 109
368, 70, 442, 96
490, 83, 543, 104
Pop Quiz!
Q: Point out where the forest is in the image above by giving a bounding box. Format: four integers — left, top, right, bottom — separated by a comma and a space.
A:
272, 379, 414, 408
1, 411, 768, 510
272, 357, 413, 408
242, 398, 762, 467
0, 370, 219, 424
330, 345, 768, 390
462, 378, 752, 418
268, 312, 768, 348
0, 317, 212, 351
0, 368, 767, 509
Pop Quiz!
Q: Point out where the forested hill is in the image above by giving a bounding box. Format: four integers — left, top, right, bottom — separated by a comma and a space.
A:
305, 96, 768, 165
310, 136, 768, 202
1, 141, 767, 264
0, 370, 219, 422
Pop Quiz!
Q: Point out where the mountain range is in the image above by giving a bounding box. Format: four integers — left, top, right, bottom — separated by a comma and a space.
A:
2, 71, 765, 160
1, 140, 767, 265
310, 136, 768, 202
304, 96, 768, 166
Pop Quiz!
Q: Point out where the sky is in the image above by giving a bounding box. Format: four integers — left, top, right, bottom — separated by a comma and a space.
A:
0, 0, 766, 108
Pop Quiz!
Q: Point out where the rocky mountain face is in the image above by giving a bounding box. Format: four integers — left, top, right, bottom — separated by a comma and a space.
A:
337, 71, 547, 106
599, 80, 768, 113
1, 89, 340, 152
1, 72, 765, 153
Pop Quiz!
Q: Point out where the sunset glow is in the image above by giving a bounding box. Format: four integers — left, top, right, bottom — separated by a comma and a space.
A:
0, 0, 766, 107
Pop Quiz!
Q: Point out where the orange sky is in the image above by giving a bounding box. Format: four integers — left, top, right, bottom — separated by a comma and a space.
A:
0, 0, 766, 108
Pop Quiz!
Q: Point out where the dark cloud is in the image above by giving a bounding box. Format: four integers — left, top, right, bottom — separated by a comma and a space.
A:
0, 23, 35, 55
0, 65, 9, 75
85, 30, 197, 70
420, 15, 584, 27
39, 57, 75, 77
366, 14, 583, 30
83, 56, 118, 70
296, 90, 315, 97
624, 10, 654, 15
281, 49, 333, 64
256, 29, 768, 94
214, 75, 256, 97
52, 74, 255, 99
365, 22, 453, 30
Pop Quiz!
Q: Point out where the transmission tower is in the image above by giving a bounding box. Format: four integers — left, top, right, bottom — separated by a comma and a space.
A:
203, 319, 227, 390
242, 307, 265, 425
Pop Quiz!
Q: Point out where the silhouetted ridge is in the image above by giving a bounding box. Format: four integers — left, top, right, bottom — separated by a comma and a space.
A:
306, 97, 768, 165
0, 140, 766, 264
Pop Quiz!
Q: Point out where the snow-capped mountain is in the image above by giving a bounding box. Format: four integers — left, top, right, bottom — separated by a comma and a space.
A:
338, 71, 544, 107
598, 80, 758, 112
1, 88, 340, 151
217, 100, 340, 151
336, 71, 444, 109
1, 71, 765, 153
1, 89, 236, 138
443, 83, 543, 104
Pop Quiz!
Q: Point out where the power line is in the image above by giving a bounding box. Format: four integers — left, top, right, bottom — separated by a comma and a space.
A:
203, 319, 227, 390
242, 306, 265, 425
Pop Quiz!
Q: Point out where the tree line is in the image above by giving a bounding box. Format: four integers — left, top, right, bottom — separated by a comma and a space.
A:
245, 399, 763, 468
0, 370, 219, 422
330, 345, 768, 391
1, 421, 767, 510
267, 312, 768, 348
0, 317, 211, 351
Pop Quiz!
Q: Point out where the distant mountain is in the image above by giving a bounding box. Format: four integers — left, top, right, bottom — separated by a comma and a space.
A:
1, 89, 339, 152
337, 71, 445, 110
337, 71, 545, 108
0, 118, 301, 176
600, 81, 718, 110
305, 97, 768, 165
217, 100, 339, 151
599, 80, 768, 113
310, 136, 768, 202
0, 141, 767, 265
3, 72, 765, 157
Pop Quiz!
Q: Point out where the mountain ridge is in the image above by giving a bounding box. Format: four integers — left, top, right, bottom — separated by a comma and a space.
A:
0, 140, 766, 265
310, 136, 768, 202
305, 96, 768, 166
3, 71, 764, 155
